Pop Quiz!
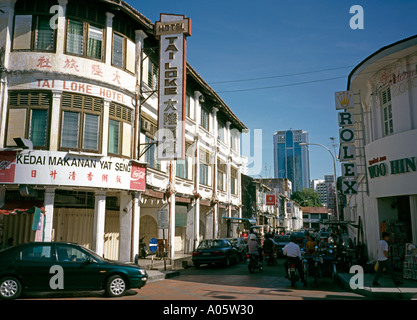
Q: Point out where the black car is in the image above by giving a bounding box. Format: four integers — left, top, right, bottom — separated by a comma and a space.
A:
291, 231, 307, 246
192, 239, 240, 269
274, 235, 291, 257
0, 242, 148, 300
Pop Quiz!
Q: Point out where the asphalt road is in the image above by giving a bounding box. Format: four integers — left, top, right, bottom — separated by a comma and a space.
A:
18, 257, 368, 301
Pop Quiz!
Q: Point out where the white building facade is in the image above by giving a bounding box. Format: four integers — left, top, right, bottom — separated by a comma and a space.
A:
343, 35, 417, 263
0, 0, 246, 262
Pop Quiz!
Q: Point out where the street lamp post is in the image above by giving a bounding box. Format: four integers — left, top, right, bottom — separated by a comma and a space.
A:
300, 142, 339, 220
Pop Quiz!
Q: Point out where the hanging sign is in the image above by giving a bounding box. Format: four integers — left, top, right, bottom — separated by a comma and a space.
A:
335, 90, 358, 194
155, 14, 191, 161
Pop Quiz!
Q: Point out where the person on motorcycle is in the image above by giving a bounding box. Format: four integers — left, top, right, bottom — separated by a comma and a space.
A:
248, 233, 262, 265
305, 235, 317, 275
283, 235, 307, 286
263, 233, 276, 254
305, 236, 317, 255
263, 233, 277, 265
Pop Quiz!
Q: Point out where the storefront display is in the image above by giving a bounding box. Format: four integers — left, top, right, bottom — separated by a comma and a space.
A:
403, 243, 417, 280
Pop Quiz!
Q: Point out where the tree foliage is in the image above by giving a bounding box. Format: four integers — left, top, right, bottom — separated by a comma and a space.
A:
291, 188, 322, 207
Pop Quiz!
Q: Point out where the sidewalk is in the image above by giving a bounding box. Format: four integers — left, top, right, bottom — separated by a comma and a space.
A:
135, 253, 192, 283
336, 271, 417, 299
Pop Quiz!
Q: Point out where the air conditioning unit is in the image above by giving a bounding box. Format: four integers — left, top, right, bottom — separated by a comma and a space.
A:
141, 119, 151, 132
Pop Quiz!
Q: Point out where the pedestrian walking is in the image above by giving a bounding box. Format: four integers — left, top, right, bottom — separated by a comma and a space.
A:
372, 232, 403, 286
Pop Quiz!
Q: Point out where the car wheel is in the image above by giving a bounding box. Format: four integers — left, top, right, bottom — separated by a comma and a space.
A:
0, 277, 22, 300
106, 275, 127, 297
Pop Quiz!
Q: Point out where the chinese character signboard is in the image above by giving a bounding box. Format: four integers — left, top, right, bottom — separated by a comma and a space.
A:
155, 14, 191, 160
0, 151, 146, 192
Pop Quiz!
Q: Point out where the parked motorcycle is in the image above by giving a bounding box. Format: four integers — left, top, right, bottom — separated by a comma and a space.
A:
247, 254, 263, 273
139, 236, 150, 259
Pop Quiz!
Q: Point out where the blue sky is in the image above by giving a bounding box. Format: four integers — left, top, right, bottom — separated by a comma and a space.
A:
131, 0, 417, 180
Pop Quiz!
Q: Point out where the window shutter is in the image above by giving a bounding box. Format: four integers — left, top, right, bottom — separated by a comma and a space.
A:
6, 109, 27, 146
13, 15, 32, 50
126, 38, 136, 73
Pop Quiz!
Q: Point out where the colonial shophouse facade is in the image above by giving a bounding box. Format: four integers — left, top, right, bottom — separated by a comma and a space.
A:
0, 0, 246, 262
342, 35, 417, 263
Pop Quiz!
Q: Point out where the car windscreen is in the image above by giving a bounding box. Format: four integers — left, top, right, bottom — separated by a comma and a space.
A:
197, 240, 225, 249
276, 236, 290, 242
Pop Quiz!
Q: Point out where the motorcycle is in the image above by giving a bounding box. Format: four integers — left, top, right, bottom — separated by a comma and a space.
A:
287, 259, 300, 287
247, 254, 263, 273
304, 246, 322, 287
264, 249, 277, 266
139, 236, 150, 259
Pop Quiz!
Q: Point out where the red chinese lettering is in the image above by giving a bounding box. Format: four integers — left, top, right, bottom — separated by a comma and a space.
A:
36, 56, 52, 68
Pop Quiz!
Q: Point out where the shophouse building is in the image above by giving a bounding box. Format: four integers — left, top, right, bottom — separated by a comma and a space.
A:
0, 0, 246, 262
342, 35, 417, 265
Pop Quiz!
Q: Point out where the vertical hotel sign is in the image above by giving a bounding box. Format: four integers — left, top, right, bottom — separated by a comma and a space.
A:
155, 14, 191, 160
335, 91, 358, 195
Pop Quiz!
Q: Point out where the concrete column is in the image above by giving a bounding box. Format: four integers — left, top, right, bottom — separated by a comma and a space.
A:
194, 197, 200, 249
132, 191, 141, 260
43, 188, 55, 242
0, 0, 17, 70
50, 91, 62, 150
102, 99, 110, 155
169, 191, 176, 259
119, 191, 132, 262
93, 191, 106, 256
56, 0, 68, 55
186, 203, 194, 253
105, 12, 114, 66
213, 205, 219, 238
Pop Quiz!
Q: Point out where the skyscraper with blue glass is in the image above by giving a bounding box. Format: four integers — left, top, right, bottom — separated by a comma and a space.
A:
273, 129, 310, 193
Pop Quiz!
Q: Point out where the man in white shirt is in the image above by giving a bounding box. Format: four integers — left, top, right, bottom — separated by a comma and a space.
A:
283, 235, 307, 286
373, 232, 403, 286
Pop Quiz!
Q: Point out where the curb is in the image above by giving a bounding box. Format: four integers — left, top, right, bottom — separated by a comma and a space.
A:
147, 270, 180, 283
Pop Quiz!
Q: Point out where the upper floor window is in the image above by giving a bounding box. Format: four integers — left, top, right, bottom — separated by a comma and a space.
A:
381, 87, 393, 136
218, 121, 225, 143
147, 60, 158, 90
112, 15, 136, 73
217, 159, 227, 191
66, 20, 104, 60
60, 93, 103, 153
65, 1, 105, 60
13, 0, 58, 52
201, 106, 210, 131
199, 150, 211, 186
6, 91, 51, 148
185, 94, 192, 119
230, 167, 238, 195
108, 102, 133, 157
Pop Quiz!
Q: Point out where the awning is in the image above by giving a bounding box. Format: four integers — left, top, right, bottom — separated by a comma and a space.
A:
0, 201, 45, 215
221, 216, 257, 224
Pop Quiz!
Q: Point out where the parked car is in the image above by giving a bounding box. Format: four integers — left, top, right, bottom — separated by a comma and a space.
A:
0, 242, 148, 300
227, 237, 248, 260
192, 239, 240, 269
273, 235, 291, 257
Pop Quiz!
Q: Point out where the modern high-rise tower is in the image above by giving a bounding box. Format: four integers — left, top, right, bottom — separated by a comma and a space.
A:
273, 129, 310, 193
